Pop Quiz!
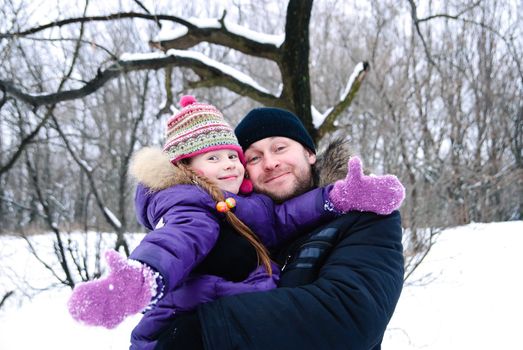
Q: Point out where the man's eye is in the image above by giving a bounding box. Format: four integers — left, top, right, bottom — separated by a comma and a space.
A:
247, 156, 260, 164
275, 146, 286, 152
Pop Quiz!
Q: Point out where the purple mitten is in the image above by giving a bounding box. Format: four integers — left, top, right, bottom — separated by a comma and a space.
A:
329, 156, 405, 215
67, 249, 156, 329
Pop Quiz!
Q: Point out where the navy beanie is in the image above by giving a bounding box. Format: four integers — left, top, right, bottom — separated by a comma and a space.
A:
235, 107, 316, 153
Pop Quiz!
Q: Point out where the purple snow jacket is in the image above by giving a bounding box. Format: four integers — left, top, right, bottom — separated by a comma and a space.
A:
127, 147, 335, 350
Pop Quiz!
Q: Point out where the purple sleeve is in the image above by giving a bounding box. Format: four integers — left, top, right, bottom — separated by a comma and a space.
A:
232, 186, 337, 248
130, 186, 221, 292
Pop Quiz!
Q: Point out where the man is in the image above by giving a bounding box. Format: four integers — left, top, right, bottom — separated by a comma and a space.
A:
157, 107, 404, 350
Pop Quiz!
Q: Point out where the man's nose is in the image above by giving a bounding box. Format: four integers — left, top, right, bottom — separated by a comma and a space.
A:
262, 154, 279, 170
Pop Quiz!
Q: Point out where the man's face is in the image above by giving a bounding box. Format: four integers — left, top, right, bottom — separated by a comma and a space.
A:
244, 137, 316, 202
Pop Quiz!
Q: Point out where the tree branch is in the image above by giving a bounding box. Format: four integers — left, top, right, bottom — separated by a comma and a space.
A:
0, 12, 195, 39
406, 0, 440, 71
150, 20, 282, 62
0, 108, 53, 176
0, 291, 14, 309
416, 1, 482, 23
406, 0, 522, 84
0, 12, 280, 62
317, 62, 370, 139
50, 113, 122, 233
1, 10, 282, 63
19, 36, 118, 60
24, 158, 75, 288
0, 51, 278, 108
157, 66, 174, 117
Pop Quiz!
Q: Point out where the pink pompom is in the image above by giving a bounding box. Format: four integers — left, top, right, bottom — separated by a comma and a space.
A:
239, 178, 253, 194
180, 95, 197, 107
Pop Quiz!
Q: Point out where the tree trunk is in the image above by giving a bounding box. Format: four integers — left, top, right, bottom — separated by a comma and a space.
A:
281, 0, 316, 140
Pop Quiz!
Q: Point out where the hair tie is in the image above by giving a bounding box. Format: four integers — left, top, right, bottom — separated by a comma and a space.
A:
216, 197, 236, 213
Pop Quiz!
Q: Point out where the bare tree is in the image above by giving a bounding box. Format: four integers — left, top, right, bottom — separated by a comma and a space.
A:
0, 0, 368, 143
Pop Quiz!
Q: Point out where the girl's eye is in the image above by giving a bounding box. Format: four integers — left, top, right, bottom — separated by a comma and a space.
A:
207, 156, 218, 161
229, 154, 238, 160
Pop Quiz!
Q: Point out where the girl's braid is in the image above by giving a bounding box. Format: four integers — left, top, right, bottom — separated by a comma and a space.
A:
175, 164, 273, 275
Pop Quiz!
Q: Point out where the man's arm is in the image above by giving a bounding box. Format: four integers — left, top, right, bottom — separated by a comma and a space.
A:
198, 211, 404, 350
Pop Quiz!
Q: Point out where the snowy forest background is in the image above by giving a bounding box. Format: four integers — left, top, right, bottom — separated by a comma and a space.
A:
0, 0, 521, 317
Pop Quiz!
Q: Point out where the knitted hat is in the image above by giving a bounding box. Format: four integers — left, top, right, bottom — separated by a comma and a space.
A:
163, 95, 252, 194
163, 95, 245, 164
234, 107, 316, 153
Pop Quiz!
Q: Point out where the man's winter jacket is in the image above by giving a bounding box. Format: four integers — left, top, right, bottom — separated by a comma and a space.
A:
199, 210, 404, 350
197, 139, 404, 350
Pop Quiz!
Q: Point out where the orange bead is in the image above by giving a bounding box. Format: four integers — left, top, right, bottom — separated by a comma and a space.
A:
225, 197, 236, 209
216, 201, 229, 213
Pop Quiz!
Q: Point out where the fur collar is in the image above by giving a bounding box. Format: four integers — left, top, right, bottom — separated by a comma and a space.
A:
314, 138, 353, 187
129, 139, 352, 191
128, 147, 191, 191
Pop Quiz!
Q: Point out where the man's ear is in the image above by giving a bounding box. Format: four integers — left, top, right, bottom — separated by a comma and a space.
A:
305, 149, 316, 165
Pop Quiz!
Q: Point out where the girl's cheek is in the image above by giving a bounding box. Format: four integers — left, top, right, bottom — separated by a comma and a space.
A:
191, 168, 205, 177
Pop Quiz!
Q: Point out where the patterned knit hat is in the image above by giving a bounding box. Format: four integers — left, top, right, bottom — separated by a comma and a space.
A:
163, 95, 245, 164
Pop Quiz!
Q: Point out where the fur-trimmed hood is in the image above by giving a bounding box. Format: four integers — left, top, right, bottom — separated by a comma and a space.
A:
128, 147, 192, 191
314, 138, 353, 187
128, 138, 352, 191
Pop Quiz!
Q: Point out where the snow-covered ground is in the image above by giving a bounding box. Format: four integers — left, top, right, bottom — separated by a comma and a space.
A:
384, 220, 522, 349
0, 221, 521, 349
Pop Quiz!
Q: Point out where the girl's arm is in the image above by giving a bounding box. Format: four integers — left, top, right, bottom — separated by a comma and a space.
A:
68, 185, 222, 329
130, 186, 221, 292
231, 187, 334, 248
232, 156, 405, 248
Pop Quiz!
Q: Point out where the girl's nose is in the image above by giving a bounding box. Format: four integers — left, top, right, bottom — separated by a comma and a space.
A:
223, 159, 236, 170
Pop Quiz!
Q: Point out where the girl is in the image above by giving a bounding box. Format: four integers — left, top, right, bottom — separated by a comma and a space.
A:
67, 96, 405, 350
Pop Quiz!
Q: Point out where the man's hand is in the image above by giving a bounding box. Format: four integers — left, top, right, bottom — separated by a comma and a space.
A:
329, 156, 405, 215
67, 249, 156, 329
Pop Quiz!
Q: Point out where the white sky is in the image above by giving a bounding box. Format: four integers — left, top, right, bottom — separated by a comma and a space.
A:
1, 220, 522, 349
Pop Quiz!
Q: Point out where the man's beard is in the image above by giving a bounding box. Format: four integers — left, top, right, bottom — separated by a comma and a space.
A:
254, 167, 314, 203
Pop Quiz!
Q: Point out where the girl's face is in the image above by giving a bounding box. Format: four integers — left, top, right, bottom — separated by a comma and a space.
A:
189, 149, 245, 194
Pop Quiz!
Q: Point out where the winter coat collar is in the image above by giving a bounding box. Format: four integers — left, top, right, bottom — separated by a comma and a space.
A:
128, 147, 191, 191
314, 138, 353, 187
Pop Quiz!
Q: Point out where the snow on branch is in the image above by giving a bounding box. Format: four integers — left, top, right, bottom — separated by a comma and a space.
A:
155, 17, 285, 47
0, 48, 276, 108
150, 15, 282, 62
225, 22, 285, 47
315, 62, 370, 138
165, 49, 271, 94
122, 49, 276, 103
340, 62, 367, 102
103, 207, 122, 229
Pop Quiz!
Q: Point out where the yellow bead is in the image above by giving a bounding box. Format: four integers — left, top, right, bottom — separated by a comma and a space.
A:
225, 197, 236, 209
216, 201, 229, 213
